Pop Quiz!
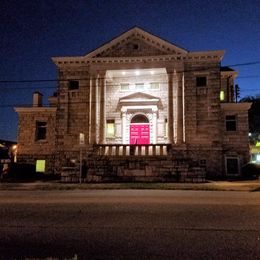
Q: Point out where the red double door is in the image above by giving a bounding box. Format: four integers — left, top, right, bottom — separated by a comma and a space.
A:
130, 123, 150, 144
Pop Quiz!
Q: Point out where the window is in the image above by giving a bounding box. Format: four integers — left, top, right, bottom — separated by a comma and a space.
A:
165, 119, 168, 137
226, 157, 239, 175
150, 82, 160, 90
68, 80, 79, 90
106, 119, 115, 138
133, 44, 139, 50
135, 83, 144, 90
225, 115, 237, 131
120, 83, 130, 90
220, 90, 225, 101
196, 76, 207, 87
36, 160, 46, 172
35, 121, 47, 141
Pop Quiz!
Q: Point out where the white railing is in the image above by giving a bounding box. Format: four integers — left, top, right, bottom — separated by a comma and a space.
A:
93, 144, 171, 156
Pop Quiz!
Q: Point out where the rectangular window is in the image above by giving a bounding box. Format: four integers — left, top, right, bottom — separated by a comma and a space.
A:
36, 160, 46, 172
135, 83, 144, 90
225, 115, 237, 131
165, 119, 168, 137
200, 159, 207, 167
106, 119, 115, 138
120, 83, 130, 90
150, 82, 160, 90
226, 157, 239, 175
35, 121, 47, 141
196, 76, 207, 87
68, 80, 79, 90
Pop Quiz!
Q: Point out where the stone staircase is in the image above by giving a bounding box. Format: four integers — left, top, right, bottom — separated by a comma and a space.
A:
60, 144, 206, 183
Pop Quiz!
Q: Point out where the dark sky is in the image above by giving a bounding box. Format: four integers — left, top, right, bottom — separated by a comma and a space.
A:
0, 0, 260, 141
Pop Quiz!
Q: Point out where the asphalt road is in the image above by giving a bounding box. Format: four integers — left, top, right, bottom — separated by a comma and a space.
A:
0, 190, 259, 259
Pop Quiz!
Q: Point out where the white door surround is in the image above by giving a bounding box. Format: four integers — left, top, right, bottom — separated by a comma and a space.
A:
121, 105, 158, 144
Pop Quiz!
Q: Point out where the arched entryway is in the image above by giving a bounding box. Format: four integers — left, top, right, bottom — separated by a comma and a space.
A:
130, 114, 150, 144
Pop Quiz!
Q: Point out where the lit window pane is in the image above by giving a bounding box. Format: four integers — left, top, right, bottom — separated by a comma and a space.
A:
36, 160, 45, 172
220, 90, 225, 101
150, 82, 160, 89
121, 83, 129, 90
106, 120, 115, 138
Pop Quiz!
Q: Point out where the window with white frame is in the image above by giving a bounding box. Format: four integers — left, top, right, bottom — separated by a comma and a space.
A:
120, 83, 130, 90
150, 82, 160, 90
106, 119, 115, 138
165, 118, 168, 137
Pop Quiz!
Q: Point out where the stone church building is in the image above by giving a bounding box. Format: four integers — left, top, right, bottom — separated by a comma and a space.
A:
15, 27, 251, 181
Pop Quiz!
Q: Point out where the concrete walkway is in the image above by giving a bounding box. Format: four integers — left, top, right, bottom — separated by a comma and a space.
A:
0, 180, 260, 191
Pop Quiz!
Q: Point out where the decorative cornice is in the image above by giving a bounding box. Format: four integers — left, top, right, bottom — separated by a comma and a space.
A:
221, 103, 252, 111
52, 50, 224, 67
14, 107, 57, 113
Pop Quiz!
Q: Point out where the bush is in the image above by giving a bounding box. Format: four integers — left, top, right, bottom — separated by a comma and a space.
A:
241, 163, 260, 179
8, 163, 37, 180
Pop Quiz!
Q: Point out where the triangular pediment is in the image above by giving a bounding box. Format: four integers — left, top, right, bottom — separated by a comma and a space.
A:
120, 92, 160, 102
85, 27, 188, 58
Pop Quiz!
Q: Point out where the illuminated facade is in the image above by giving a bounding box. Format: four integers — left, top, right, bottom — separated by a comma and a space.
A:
15, 27, 251, 180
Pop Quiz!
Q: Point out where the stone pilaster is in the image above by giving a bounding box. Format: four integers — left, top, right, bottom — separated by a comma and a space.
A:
90, 74, 97, 144
176, 71, 183, 144
167, 71, 174, 143
98, 72, 106, 144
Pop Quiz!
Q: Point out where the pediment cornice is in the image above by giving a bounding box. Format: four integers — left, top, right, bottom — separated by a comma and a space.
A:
52, 50, 224, 67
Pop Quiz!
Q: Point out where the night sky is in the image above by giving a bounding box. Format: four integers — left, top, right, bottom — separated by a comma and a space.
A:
0, 0, 260, 141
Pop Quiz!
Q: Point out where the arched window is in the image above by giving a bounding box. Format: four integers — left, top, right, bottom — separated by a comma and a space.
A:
131, 114, 149, 123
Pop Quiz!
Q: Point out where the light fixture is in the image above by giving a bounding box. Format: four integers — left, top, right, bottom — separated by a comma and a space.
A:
150, 71, 155, 75
122, 71, 126, 75
135, 70, 140, 76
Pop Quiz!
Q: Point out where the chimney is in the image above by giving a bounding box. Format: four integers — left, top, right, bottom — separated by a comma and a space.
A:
33, 92, 43, 107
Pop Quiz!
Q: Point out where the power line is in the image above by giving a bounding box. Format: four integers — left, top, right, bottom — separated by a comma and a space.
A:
0, 77, 259, 91
1, 94, 260, 109
0, 60, 260, 85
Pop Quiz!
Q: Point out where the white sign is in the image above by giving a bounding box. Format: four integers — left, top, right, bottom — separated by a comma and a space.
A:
79, 133, 85, 145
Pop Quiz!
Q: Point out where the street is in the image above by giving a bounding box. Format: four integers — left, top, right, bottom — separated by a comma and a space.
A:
0, 190, 259, 259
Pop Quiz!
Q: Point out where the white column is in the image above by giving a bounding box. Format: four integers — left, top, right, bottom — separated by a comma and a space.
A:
152, 107, 158, 144
182, 72, 186, 143
121, 108, 127, 144
176, 71, 183, 144
167, 71, 174, 143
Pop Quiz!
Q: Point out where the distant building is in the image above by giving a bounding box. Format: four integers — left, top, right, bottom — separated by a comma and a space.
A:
15, 27, 251, 180
0, 139, 17, 163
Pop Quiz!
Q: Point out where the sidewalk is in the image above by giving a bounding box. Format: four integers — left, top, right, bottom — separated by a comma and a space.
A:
0, 180, 260, 191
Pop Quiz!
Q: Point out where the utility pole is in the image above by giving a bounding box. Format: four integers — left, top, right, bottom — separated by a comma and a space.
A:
79, 133, 85, 183
235, 84, 240, 103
